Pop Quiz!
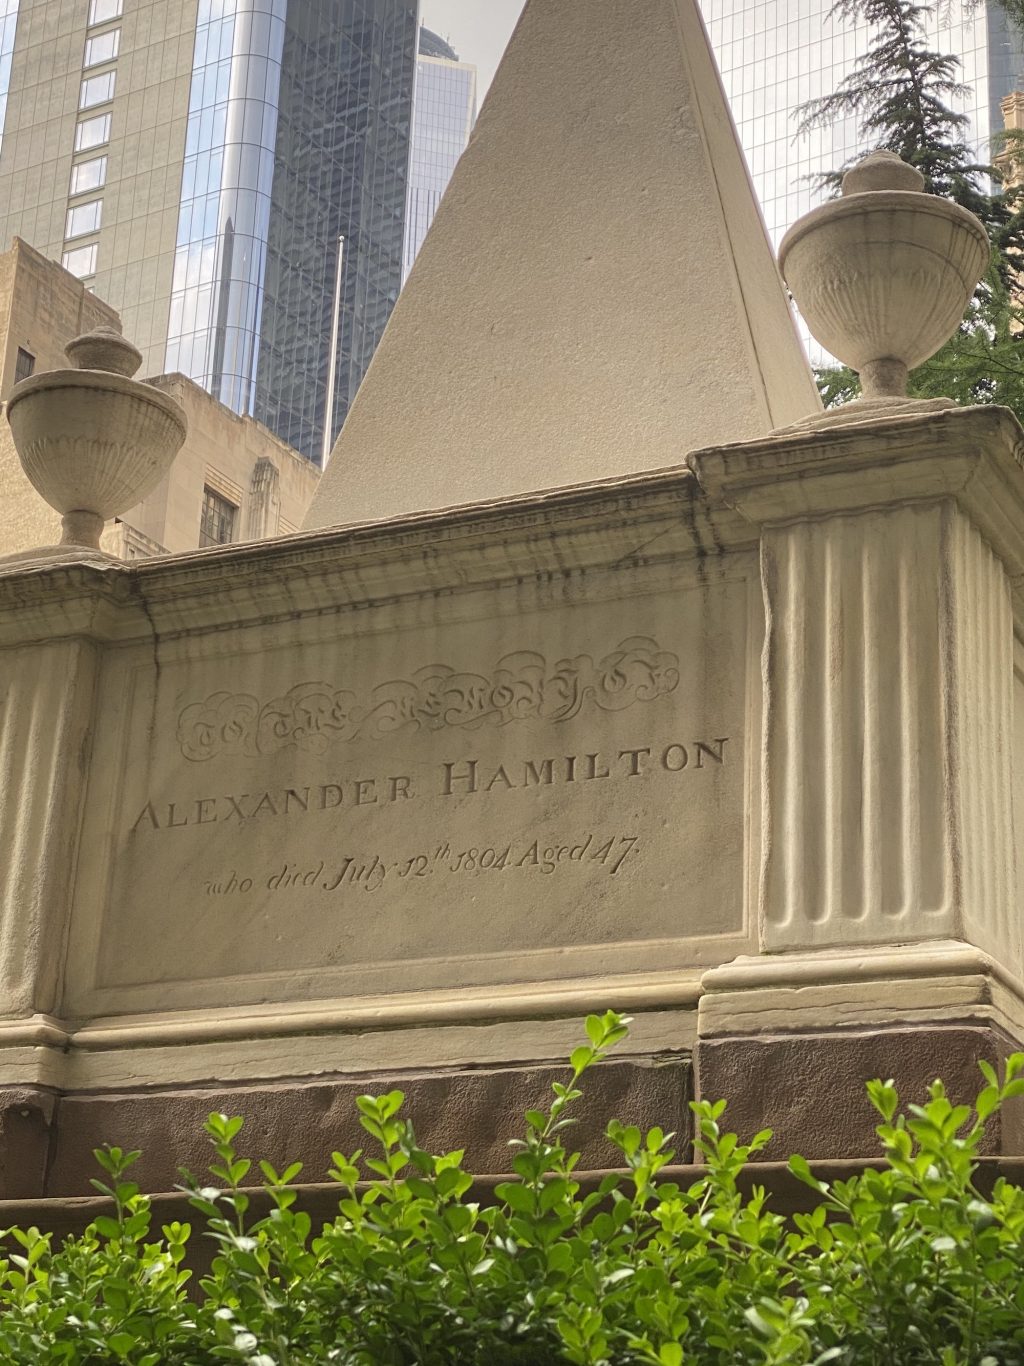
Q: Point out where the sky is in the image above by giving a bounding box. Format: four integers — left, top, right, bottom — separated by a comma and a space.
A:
419, 0, 526, 98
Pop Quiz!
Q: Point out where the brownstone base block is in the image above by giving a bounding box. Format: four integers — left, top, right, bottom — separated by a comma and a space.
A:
0, 1086, 58, 1198
695, 1025, 1024, 1161
2, 1055, 693, 1200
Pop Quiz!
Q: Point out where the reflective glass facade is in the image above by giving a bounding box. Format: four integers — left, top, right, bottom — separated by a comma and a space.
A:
165, 0, 285, 416
403, 26, 476, 281
166, 0, 418, 463
700, 0, 1024, 250
0, 0, 19, 158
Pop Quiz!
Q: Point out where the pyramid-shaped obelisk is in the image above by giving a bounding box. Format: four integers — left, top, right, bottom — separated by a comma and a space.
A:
305, 0, 819, 529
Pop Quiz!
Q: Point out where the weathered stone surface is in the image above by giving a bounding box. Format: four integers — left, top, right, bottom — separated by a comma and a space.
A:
306, 0, 818, 529
54, 475, 757, 1023
696, 1026, 1024, 1160
691, 406, 1024, 975
81, 595, 745, 1007
0, 1087, 57, 1200
6, 328, 187, 554
42, 1057, 692, 1198
780, 149, 989, 404
2, 406, 1024, 1145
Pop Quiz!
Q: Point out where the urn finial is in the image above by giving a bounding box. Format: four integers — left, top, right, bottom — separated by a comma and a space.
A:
64, 326, 143, 378
840, 149, 925, 196
778, 148, 990, 425
4, 328, 186, 562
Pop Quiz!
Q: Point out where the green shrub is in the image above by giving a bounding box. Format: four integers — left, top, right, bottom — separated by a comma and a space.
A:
0, 1012, 1023, 1363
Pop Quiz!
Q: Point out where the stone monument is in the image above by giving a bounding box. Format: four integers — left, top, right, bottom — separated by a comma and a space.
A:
305, 0, 820, 525
0, 0, 1020, 1201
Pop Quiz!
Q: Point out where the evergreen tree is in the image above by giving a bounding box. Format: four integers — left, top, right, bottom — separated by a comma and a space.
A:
795, 0, 1024, 416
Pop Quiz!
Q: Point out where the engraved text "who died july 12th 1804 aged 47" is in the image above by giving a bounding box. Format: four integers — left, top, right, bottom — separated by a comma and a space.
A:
203, 833, 642, 898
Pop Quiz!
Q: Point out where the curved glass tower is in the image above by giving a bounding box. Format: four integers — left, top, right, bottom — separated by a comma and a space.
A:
403, 23, 476, 282
166, 0, 419, 461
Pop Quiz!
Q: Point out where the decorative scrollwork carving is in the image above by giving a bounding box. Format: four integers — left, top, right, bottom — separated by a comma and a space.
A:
176, 636, 680, 762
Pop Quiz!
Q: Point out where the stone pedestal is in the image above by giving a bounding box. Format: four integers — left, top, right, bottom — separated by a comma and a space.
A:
0, 470, 753, 1195
690, 405, 1024, 1155
0, 404, 1022, 1194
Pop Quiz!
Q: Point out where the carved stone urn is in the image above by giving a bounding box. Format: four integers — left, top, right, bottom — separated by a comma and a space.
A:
778, 149, 990, 425
5, 327, 187, 560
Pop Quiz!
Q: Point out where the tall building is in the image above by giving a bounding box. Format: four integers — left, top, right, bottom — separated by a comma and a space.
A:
700, 0, 1024, 248
403, 23, 475, 282
0, 0, 420, 465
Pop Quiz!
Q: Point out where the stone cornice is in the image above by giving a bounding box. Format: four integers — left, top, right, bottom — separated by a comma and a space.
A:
0, 465, 754, 646
689, 405, 1024, 588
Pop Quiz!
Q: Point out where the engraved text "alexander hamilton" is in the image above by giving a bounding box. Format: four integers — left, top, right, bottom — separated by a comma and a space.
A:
128, 738, 729, 834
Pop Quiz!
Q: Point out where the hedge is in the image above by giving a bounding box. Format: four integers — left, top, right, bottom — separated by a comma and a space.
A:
0, 1011, 1022, 1364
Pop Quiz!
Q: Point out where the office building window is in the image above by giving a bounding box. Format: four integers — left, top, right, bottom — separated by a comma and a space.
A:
87, 0, 122, 25
80, 71, 115, 109
70, 155, 107, 195
14, 348, 34, 384
65, 199, 102, 238
199, 486, 236, 546
62, 243, 98, 278
83, 29, 119, 67
74, 113, 111, 151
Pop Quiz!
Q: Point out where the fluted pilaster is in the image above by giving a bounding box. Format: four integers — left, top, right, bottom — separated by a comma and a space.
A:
0, 639, 99, 1014
760, 501, 1015, 959
946, 512, 1017, 968
691, 405, 1024, 978
761, 503, 953, 946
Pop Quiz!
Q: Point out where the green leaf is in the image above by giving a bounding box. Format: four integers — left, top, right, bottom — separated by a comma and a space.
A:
978, 1058, 999, 1088
496, 1181, 535, 1213
789, 1154, 829, 1194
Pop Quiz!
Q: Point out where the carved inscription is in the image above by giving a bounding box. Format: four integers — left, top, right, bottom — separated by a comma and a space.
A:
175, 636, 680, 762
128, 739, 729, 832
203, 834, 641, 899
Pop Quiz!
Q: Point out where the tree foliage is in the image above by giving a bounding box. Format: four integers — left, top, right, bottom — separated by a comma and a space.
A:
796, 0, 1024, 415
816, 287, 1024, 411
797, 3, 980, 195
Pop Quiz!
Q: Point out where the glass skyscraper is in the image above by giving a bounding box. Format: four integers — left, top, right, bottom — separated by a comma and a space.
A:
403, 24, 476, 282
166, 0, 419, 461
0, 0, 419, 465
700, 0, 1024, 249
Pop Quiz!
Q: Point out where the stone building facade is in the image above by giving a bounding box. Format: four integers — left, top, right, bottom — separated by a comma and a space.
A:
0, 236, 319, 556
